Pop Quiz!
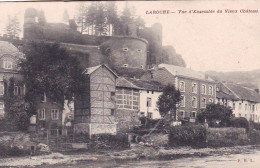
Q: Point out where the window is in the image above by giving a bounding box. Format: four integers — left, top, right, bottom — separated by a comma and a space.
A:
111, 92, 115, 97
239, 103, 242, 109
209, 86, 213, 95
3, 60, 13, 69
147, 98, 152, 107
192, 97, 197, 108
148, 112, 152, 119
41, 92, 47, 102
38, 109, 45, 120
202, 98, 206, 108
201, 84, 206, 94
179, 81, 185, 92
192, 83, 197, 93
252, 105, 255, 112
0, 102, 4, 115
191, 111, 196, 118
14, 85, 25, 96
180, 95, 185, 107
51, 109, 59, 120
209, 98, 213, 103
178, 111, 184, 119
147, 90, 149, 93
117, 88, 139, 110
0, 83, 4, 95
239, 113, 241, 117
137, 49, 142, 52
245, 104, 247, 111
111, 109, 115, 115
233, 103, 235, 110
245, 114, 247, 118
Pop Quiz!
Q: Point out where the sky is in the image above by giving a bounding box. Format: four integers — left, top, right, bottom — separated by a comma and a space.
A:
0, 1, 259, 72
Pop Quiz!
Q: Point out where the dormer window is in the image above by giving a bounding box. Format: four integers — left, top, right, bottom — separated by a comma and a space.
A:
123, 64, 128, 67
3, 60, 13, 70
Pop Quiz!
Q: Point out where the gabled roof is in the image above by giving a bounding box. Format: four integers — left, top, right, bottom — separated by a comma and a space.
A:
216, 90, 238, 101
112, 66, 147, 79
126, 78, 165, 92
116, 77, 141, 90
82, 64, 118, 77
0, 41, 23, 58
158, 64, 215, 82
224, 83, 260, 103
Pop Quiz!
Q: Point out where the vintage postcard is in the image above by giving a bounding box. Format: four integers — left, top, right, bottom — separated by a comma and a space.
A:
0, 0, 259, 167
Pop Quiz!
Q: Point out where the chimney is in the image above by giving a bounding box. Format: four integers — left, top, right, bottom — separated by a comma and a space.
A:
255, 89, 259, 94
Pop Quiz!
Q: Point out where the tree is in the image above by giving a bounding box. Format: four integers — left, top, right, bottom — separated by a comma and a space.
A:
197, 103, 233, 127
4, 78, 30, 131
157, 84, 181, 121
75, 3, 88, 33
4, 15, 21, 39
19, 41, 86, 109
105, 2, 119, 35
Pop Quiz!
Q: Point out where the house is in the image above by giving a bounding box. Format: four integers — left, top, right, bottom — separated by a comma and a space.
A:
74, 64, 117, 137
126, 78, 165, 120
216, 82, 260, 123
142, 64, 216, 122
36, 93, 64, 132
0, 41, 24, 118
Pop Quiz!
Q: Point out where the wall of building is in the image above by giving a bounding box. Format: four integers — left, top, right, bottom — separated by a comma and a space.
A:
176, 76, 216, 120
139, 90, 162, 119
74, 65, 117, 134
216, 98, 260, 123
115, 87, 140, 132
36, 101, 63, 129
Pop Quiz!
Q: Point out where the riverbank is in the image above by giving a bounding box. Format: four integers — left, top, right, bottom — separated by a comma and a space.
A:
0, 144, 259, 167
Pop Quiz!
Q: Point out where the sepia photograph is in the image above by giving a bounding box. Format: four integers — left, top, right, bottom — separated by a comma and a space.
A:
0, 0, 259, 167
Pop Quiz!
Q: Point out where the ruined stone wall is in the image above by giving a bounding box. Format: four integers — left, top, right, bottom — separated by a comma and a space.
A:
100, 37, 148, 69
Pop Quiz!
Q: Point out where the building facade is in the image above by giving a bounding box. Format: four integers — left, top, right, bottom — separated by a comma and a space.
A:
115, 77, 141, 132
74, 64, 117, 136
216, 82, 260, 123
0, 41, 24, 118
142, 64, 216, 122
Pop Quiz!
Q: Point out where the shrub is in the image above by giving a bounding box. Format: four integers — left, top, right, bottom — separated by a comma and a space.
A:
0, 145, 30, 157
168, 125, 207, 147
230, 117, 249, 132
249, 121, 260, 130
207, 127, 248, 147
248, 129, 260, 144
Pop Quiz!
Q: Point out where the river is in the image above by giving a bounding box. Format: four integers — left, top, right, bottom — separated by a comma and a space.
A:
38, 147, 260, 168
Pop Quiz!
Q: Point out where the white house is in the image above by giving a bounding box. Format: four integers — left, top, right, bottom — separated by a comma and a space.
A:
126, 78, 165, 120
216, 82, 260, 123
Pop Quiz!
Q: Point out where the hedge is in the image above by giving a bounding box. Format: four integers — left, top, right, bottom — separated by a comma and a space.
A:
168, 125, 207, 147
207, 127, 248, 147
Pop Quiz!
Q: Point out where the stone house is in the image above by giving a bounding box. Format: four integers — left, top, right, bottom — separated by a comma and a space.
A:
74, 64, 117, 137
142, 64, 216, 122
36, 93, 63, 132
0, 41, 24, 119
216, 82, 260, 123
